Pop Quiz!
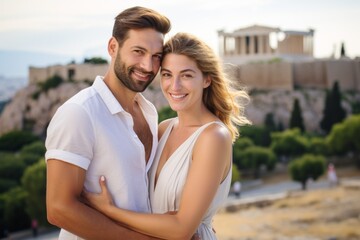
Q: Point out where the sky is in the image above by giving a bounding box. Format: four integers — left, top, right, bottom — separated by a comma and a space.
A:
0, 0, 360, 77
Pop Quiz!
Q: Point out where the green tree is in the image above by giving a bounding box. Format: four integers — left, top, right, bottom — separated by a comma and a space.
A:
0, 130, 40, 152
0, 153, 26, 184
240, 125, 271, 147
0, 194, 6, 237
271, 128, 308, 159
158, 106, 177, 123
326, 114, 360, 167
264, 112, 277, 131
340, 42, 346, 57
233, 137, 254, 169
20, 141, 46, 156
22, 160, 47, 225
320, 81, 346, 133
3, 187, 30, 231
289, 154, 326, 190
40, 75, 64, 92
240, 146, 277, 178
231, 165, 241, 185
289, 98, 305, 132
0, 179, 17, 194
84, 57, 108, 64
19, 141, 46, 166
308, 137, 329, 156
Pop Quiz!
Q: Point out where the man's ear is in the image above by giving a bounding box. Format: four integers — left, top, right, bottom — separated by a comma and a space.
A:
108, 37, 118, 57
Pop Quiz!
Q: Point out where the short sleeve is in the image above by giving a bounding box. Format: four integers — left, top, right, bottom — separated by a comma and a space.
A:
45, 103, 95, 170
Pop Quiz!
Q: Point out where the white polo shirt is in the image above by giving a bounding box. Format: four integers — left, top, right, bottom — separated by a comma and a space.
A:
45, 76, 158, 239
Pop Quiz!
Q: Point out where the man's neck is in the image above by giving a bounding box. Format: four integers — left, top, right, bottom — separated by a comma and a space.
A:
103, 75, 138, 112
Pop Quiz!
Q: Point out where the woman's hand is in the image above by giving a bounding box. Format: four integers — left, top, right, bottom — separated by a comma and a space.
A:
81, 176, 115, 214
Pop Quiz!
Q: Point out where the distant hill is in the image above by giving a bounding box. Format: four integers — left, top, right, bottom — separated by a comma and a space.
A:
0, 50, 79, 77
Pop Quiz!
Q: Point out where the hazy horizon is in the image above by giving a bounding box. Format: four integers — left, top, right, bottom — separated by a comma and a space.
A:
1, 0, 360, 77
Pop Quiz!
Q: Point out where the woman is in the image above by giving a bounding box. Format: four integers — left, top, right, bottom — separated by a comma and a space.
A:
83, 32, 251, 239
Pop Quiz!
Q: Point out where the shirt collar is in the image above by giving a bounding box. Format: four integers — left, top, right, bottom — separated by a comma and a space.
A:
92, 76, 124, 114
92, 76, 157, 117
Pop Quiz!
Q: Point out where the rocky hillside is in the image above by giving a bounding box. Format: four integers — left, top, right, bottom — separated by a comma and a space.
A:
0, 81, 359, 138
246, 89, 357, 132
0, 82, 89, 137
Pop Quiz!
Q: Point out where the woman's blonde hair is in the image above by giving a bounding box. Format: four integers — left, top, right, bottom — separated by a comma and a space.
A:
163, 33, 251, 142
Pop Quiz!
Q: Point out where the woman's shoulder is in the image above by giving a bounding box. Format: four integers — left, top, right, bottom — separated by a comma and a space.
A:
158, 117, 177, 139
198, 121, 232, 147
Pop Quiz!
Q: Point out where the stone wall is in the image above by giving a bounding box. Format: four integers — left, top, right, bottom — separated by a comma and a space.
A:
234, 62, 293, 91
227, 58, 360, 92
29, 64, 108, 84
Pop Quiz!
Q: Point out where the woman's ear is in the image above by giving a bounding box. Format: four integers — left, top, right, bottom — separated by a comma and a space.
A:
108, 37, 118, 57
203, 75, 211, 88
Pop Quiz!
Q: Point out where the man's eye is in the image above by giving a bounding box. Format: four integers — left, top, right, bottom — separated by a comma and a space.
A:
134, 50, 143, 55
154, 55, 162, 60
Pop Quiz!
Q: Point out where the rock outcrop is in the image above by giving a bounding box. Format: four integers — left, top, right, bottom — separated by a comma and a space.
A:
0, 82, 359, 138
0, 82, 89, 137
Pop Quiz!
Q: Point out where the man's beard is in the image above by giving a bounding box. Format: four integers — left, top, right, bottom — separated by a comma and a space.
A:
114, 54, 155, 93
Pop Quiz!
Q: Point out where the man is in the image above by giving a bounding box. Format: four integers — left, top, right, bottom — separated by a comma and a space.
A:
45, 6, 171, 239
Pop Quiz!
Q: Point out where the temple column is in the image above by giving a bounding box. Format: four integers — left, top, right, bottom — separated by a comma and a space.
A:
249, 35, 255, 55
240, 36, 246, 55
258, 35, 264, 54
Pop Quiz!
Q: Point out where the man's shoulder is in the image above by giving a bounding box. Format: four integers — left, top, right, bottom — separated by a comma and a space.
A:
66, 85, 98, 105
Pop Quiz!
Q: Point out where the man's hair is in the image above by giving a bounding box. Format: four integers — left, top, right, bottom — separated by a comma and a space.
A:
113, 6, 171, 47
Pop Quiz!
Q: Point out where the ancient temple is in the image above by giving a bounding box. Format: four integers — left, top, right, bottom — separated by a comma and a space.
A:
218, 24, 315, 64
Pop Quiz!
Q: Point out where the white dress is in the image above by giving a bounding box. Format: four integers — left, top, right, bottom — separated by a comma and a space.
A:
149, 118, 232, 239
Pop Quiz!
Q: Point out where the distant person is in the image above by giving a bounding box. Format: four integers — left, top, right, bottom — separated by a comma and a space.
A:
45, 6, 171, 239
31, 219, 38, 237
82, 32, 251, 239
327, 163, 338, 187
232, 181, 242, 198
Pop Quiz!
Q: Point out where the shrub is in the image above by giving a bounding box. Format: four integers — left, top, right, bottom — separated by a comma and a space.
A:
308, 137, 329, 156
289, 154, 326, 190
0, 179, 18, 194
158, 106, 177, 123
271, 128, 308, 159
326, 114, 360, 155
0, 154, 26, 182
233, 137, 254, 169
0, 131, 39, 152
231, 164, 241, 185
39, 75, 63, 92
3, 187, 30, 231
22, 160, 47, 225
239, 146, 277, 178
240, 125, 271, 147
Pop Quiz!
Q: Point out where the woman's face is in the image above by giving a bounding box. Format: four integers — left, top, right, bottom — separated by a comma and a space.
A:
160, 53, 210, 112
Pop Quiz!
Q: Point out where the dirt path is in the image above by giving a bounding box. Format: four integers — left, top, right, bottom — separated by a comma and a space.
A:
213, 167, 360, 240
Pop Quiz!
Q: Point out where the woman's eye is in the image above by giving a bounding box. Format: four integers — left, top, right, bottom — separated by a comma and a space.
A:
161, 73, 171, 78
182, 74, 193, 79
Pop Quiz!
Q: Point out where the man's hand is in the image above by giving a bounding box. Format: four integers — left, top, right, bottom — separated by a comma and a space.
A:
191, 233, 201, 240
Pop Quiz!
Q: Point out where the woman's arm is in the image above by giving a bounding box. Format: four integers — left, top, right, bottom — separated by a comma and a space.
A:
82, 124, 232, 240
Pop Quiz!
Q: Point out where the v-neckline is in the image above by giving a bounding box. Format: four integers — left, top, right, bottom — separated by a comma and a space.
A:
153, 119, 219, 191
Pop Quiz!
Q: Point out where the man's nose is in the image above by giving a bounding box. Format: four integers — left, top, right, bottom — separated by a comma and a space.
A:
140, 56, 153, 72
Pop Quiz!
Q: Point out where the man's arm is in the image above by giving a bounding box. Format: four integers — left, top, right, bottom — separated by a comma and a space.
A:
46, 159, 159, 240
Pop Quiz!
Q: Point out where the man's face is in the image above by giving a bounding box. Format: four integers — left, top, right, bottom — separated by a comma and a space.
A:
114, 28, 164, 92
